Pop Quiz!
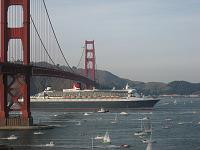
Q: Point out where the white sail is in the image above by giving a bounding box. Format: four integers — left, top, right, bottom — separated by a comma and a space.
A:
174, 99, 177, 105
146, 141, 152, 150
103, 131, 111, 143
111, 113, 118, 124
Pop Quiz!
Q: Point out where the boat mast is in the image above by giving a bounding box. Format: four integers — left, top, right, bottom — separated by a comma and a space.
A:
91, 137, 94, 150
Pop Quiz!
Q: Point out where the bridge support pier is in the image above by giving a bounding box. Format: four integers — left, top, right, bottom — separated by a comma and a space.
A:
0, 71, 33, 126
0, 75, 8, 126
0, 117, 33, 126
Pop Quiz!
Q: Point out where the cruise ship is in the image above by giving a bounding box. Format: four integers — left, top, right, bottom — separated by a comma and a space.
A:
30, 83, 160, 111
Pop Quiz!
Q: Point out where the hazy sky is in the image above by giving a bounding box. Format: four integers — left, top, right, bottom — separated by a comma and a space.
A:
46, 0, 200, 83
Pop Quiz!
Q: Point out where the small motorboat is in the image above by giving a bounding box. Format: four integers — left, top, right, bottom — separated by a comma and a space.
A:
84, 113, 90, 116
75, 121, 81, 126
178, 122, 183, 125
120, 144, 130, 148
162, 125, 170, 129
97, 108, 109, 113
7, 135, 18, 140
33, 131, 44, 135
120, 112, 128, 115
45, 141, 55, 147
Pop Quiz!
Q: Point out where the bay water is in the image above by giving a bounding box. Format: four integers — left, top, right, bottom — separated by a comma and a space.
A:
0, 97, 200, 150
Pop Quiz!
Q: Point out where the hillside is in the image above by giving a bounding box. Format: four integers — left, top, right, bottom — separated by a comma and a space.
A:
95, 70, 200, 95
30, 63, 200, 95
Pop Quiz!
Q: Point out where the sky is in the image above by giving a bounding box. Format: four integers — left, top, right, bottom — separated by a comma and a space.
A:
46, 0, 200, 83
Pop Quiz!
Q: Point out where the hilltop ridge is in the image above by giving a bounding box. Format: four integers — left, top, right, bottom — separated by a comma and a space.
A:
30, 64, 200, 96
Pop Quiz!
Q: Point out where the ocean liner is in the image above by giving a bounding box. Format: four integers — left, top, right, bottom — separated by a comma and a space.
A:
30, 83, 160, 111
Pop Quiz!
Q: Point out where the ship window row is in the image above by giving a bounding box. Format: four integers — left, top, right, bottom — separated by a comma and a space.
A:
44, 91, 128, 98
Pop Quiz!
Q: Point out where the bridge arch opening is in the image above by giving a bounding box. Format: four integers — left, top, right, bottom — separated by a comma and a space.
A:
8, 39, 23, 63
7, 5, 24, 28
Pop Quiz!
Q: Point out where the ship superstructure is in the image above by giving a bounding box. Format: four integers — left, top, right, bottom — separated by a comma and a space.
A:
30, 83, 160, 111
31, 84, 137, 100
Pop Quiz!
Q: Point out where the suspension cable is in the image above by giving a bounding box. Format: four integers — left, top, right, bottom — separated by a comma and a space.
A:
42, 0, 74, 73
30, 15, 56, 66
76, 47, 85, 69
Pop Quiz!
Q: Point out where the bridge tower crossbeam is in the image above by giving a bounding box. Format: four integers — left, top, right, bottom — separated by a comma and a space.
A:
0, 0, 32, 126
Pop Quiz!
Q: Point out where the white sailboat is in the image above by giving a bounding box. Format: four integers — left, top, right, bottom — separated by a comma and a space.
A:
103, 131, 111, 143
111, 113, 118, 124
174, 99, 177, 105
146, 141, 152, 150
143, 126, 156, 144
143, 117, 152, 133
134, 118, 146, 136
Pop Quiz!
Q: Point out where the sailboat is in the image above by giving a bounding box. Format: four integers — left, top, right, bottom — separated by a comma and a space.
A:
142, 125, 156, 144
162, 118, 172, 129
134, 118, 146, 136
174, 99, 177, 105
143, 117, 152, 134
103, 131, 111, 143
111, 113, 118, 124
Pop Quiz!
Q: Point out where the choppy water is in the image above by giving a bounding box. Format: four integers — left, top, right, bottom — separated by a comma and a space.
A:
0, 97, 200, 150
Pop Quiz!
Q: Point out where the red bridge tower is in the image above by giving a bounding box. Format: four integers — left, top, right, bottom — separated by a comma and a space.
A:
84, 40, 95, 82
0, 0, 32, 126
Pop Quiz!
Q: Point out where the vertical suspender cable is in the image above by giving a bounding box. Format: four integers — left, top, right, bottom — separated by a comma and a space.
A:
39, 0, 42, 63
34, 0, 37, 64
76, 47, 84, 69
30, 15, 56, 66
42, 0, 74, 73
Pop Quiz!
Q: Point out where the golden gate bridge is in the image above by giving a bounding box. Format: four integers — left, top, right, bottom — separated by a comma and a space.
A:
0, 0, 96, 127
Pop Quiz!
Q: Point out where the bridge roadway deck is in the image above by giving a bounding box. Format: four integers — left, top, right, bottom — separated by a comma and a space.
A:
0, 62, 95, 85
